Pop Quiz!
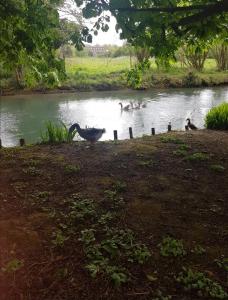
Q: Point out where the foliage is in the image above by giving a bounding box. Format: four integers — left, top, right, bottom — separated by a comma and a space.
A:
178, 41, 209, 71
205, 103, 228, 130
176, 267, 228, 299
182, 72, 201, 87
191, 245, 206, 255
1, 259, 24, 273
215, 257, 228, 272
210, 165, 225, 172
159, 237, 186, 257
0, 0, 84, 88
160, 136, 184, 144
211, 39, 228, 71
52, 230, 69, 247
185, 153, 209, 161
75, 0, 228, 62
126, 60, 150, 89
40, 121, 77, 144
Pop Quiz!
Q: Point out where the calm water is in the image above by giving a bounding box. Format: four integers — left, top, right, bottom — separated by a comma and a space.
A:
0, 87, 228, 146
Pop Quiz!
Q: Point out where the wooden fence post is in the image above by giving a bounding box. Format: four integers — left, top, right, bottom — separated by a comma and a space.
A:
129, 127, 133, 139
114, 130, 118, 141
19, 138, 25, 146
168, 122, 172, 132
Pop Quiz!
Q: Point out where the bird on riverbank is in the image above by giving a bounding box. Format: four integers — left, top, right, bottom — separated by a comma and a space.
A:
186, 118, 198, 130
119, 102, 130, 111
69, 123, 106, 143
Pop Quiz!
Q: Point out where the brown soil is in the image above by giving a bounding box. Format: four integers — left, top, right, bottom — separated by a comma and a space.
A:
0, 130, 228, 300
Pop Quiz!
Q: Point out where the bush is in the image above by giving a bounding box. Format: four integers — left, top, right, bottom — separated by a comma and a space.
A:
205, 103, 228, 130
40, 121, 77, 143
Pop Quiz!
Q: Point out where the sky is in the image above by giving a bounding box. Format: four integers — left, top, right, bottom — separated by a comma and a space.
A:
59, 1, 124, 46
90, 17, 124, 46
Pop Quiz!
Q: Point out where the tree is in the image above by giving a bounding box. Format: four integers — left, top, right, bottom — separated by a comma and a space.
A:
74, 0, 228, 59
178, 42, 209, 71
0, 0, 84, 87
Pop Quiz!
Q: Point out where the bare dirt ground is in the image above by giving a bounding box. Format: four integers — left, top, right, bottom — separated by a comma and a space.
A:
0, 130, 228, 300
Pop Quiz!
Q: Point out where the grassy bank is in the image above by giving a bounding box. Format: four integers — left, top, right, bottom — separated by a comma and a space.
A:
1, 57, 227, 95
1, 130, 228, 299
62, 57, 228, 91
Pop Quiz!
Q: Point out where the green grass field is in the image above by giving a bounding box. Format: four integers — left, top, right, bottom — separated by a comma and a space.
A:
64, 56, 228, 90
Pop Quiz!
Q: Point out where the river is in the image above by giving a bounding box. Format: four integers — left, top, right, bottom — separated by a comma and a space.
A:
0, 87, 228, 146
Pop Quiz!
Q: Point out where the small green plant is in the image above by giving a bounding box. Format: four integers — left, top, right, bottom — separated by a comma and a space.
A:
205, 103, 228, 130
36, 191, 51, 198
79, 228, 96, 245
98, 212, 113, 225
159, 237, 186, 257
178, 144, 190, 151
103, 190, 125, 209
160, 136, 184, 144
186, 152, 209, 161
152, 290, 172, 300
210, 164, 225, 172
23, 159, 40, 167
52, 230, 68, 247
112, 181, 127, 193
1, 259, 24, 273
40, 121, 77, 144
69, 197, 96, 221
126, 60, 150, 89
22, 166, 41, 176
191, 245, 206, 255
138, 159, 154, 166
183, 72, 200, 87
173, 149, 187, 156
129, 244, 151, 264
215, 257, 228, 272
64, 164, 80, 174
176, 267, 228, 299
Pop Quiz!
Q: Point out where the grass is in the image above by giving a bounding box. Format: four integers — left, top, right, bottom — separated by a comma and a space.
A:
63, 57, 228, 91
205, 103, 228, 130
40, 121, 77, 143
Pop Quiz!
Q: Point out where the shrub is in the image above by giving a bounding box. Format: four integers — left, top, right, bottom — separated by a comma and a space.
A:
205, 103, 228, 130
40, 121, 77, 143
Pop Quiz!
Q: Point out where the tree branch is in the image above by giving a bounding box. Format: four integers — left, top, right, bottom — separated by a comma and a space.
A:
111, 0, 228, 16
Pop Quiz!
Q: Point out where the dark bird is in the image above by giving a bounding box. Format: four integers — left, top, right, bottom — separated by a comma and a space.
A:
186, 118, 197, 130
119, 102, 130, 111
69, 123, 106, 143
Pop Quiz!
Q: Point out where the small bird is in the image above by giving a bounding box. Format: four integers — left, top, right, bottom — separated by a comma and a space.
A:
130, 101, 140, 110
119, 102, 130, 111
186, 118, 197, 130
69, 123, 105, 143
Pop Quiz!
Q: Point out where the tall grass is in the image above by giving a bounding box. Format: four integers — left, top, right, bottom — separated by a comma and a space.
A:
40, 121, 77, 143
205, 103, 228, 130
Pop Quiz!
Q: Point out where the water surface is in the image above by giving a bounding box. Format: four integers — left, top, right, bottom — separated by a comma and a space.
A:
0, 87, 228, 146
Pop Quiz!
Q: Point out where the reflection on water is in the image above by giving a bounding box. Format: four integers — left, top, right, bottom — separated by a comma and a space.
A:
0, 87, 228, 146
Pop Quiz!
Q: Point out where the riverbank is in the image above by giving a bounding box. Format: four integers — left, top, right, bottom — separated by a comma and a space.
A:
1, 57, 228, 96
1, 130, 228, 300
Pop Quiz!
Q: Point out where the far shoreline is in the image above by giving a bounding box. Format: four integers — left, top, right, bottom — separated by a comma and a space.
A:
1, 81, 228, 97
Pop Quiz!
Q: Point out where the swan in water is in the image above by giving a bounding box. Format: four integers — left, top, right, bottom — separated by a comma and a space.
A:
119, 102, 131, 111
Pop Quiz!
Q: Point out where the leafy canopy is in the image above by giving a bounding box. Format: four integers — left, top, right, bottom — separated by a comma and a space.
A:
74, 0, 228, 58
